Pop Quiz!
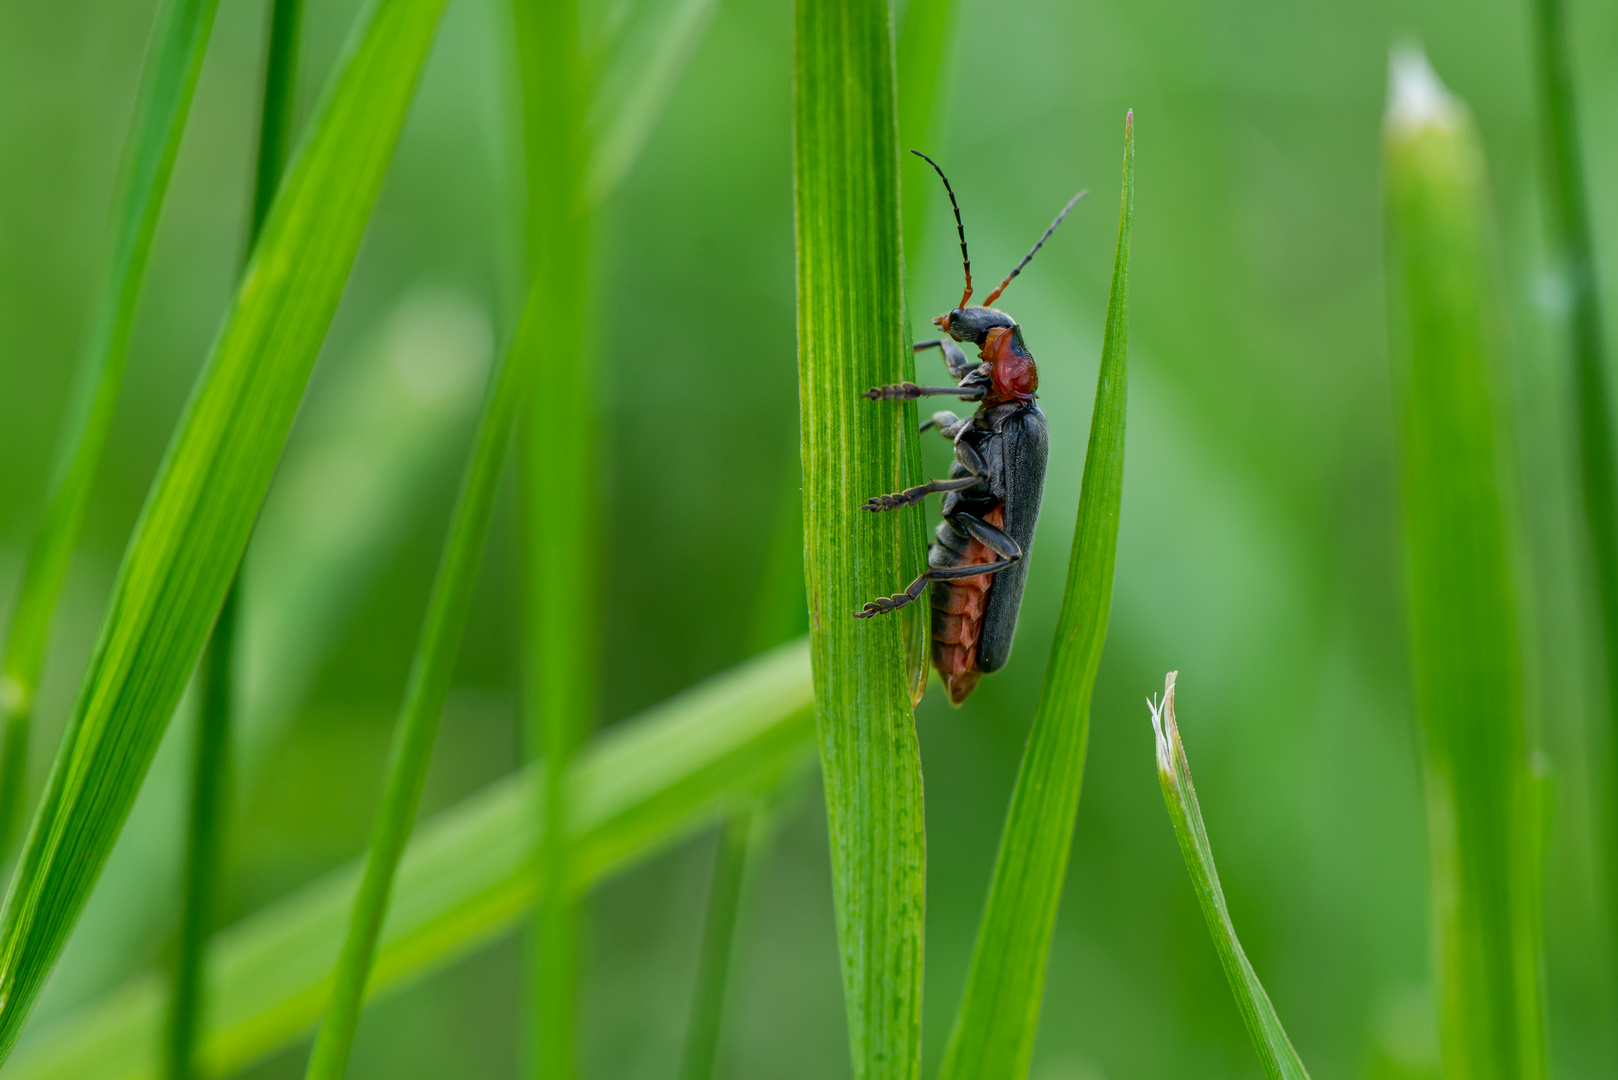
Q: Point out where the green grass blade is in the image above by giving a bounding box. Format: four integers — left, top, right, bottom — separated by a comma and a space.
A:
1147, 673, 1311, 1080
586, 0, 720, 202
301, 294, 533, 1080
895, 0, 961, 283
677, 805, 763, 1080
513, 0, 594, 1071
167, 7, 302, 1074
1382, 49, 1547, 1080
166, 590, 234, 1080
0, 0, 451, 1058
0, 0, 221, 858
794, 0, 925, 1075
6, 642, 815, 1080
1528, 0, 1618, 971
937, 110, 1132, 1080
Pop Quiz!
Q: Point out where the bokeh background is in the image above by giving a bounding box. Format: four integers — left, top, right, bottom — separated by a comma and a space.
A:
3, 0, 1618, 1076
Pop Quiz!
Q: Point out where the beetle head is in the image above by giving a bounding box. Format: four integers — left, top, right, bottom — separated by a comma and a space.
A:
933, 305, 1016, 345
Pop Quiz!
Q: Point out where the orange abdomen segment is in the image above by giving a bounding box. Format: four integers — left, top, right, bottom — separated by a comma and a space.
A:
930, 506, 1005, 704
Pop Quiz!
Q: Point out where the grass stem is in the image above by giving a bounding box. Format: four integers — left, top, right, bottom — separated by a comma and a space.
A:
512, 0, 594, 1072
1527, 0, 1618, 979
165, 3, 302, 1074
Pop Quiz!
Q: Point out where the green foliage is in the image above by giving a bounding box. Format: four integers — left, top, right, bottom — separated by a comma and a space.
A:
302, 308, 534, 1078
938, 110, 1132, 1080
1148, 672, 1311, 1080
793, 0, 925, 1074
678, 805, 763, 1080
514, 0, 594, 1071
1529, 0, 1618, 969
0, 0, 221, 857
0, 0, 451, 1058
167, 6, 302, 1073
8, 643, 814, 1080
1382, 50, 1547, 1080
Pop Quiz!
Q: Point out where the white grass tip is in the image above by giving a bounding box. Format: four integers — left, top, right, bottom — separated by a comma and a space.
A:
1147, 671, 1178, 771
1386, 44, 1458, 133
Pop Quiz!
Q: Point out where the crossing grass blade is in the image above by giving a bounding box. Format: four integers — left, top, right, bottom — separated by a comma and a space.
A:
1382, 49, 1547, 1080
0, 0, 451, 1059
1148, 673, 1311, 1080
794, 0, 927, 1075
937, 110, 1132, 1080
6, 642, 814, 1080
0, 0, 221, 859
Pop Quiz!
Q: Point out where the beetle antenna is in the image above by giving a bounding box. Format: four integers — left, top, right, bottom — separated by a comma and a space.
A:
982, 188, 1088, 307
911, 150, 973, 309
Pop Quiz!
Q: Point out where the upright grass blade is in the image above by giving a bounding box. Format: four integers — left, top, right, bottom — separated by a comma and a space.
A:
794, 0, 925, 1075
8, 642, 814, 1080
167, 7, 302, 1075
937, 111, 1132, 1080
677, 804, 766, 1080
1147, 672, 1311, 1080
1528, 0, 1618, 966
0, 0, 221, 859
1382, 50, 1547, 1080
513, 0, 594, 1072
0, 0, 450, 1058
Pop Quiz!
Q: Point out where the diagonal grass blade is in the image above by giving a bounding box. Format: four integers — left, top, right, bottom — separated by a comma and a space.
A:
0, 0, 222, 858
7, 642, 814, 1080
301, 287, 536, 1080
937, 110, 1132, 1080
1148, 672, 1311, 1080
0, 0, 451, 1058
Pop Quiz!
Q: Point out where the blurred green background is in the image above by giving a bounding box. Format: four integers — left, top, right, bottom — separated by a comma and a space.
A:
3, 0, 1617, 1076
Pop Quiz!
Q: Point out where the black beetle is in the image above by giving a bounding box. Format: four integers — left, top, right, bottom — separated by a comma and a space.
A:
855, 152, 1084, 704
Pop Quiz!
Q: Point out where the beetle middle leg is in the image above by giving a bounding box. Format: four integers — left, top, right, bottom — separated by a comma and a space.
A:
854, 512, 1023, 618
863, 439, 987, 513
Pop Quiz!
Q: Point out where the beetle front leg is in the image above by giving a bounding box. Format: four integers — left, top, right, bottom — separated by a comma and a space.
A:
863, 382, 985, 402
863, 440, 987, 512
914, 338, 978, 380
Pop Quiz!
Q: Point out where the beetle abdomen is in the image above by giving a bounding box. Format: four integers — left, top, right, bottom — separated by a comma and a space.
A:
929, 506, 1006, 704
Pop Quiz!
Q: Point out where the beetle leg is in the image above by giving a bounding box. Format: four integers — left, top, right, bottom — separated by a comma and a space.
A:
914, 338, 979, 380
863, 381, 985, 402
853, 516, 1021, 619
919, 410, 969, 439
951, 512, 1023, 561
863, 474, 982, 512
864, 438, 988, 512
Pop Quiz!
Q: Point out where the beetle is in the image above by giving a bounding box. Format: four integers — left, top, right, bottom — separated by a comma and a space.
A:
854, 151, 1084, 704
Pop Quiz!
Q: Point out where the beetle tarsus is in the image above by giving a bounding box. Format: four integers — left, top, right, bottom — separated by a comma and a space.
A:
864, 382, 985, 402
854, 570, 931, 618
863, 473, 983, 512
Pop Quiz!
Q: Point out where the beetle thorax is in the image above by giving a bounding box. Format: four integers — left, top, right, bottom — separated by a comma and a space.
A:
982, 326, 1038, 401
